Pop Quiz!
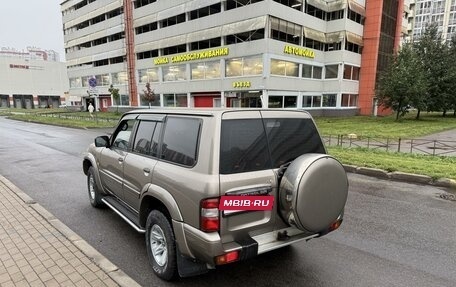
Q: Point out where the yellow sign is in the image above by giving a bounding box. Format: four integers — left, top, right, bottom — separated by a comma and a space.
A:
232, 81, 251, 88
154, 47, 229, 65
283, 45, 315, 59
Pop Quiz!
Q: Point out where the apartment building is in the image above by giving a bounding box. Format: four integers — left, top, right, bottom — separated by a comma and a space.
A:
0, 47, 68, 109
408, 0, 456, 42
61, 0, 405, 115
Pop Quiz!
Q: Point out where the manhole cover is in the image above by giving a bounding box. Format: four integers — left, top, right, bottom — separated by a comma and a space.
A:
439, 193, 456, 201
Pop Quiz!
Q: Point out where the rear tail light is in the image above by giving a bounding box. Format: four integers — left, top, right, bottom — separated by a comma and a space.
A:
200, 198, 219, 232
215, 250, 240, 265
329, 218, 343, 232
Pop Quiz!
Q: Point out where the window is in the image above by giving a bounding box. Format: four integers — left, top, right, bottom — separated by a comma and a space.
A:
163, 65, 187, 81
302, 64, 322, 79
341, 94, 358, 107
161, 117, 201, 166
137, 50, 158, 60
138, 68, 159, 83
191, 61, 221, 79
270, 17, 301, 45
190, 38, 221, 51
325, 65, 339, 79
134, 0, 156, 9
220, 119, 270, 174
163, 44, 186, 56
322, 94, 337, 107
226, 0, 264, 10
268, 96, 297, 108
136, 22, 158, 35
112, 71, 128, 85
225, 55, 263, 77
273, 0, 303, 10
303, 38, 324, 51
189, 3, 221, 20
225, 29, 265, 45
264, 118, 325, 167
160, 13, 185, 28
164, 94, 188, 107
270, 59, 299, 77
302, 95, 321, 107
343, 65, 360, 80
133, 121, 157, 155
112, 119, 135, 150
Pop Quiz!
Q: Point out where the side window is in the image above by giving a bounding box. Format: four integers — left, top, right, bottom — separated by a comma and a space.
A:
150, 122, 162, 158
161, 117, 201, 166
132, 121, 157, 155
112, 119, 135, 150
220, 119, 270, 174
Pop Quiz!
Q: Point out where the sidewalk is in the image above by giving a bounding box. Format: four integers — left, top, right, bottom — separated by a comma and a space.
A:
0, 176, 141, 287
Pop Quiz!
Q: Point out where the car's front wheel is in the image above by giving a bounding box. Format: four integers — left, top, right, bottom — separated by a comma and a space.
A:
87, 167, 104, 208
145, 210, 177, 281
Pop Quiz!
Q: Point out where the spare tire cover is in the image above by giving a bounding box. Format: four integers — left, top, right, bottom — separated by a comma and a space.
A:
279, 154, 348, 233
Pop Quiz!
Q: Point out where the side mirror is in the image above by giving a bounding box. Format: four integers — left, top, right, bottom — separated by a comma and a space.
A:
95, 136, 110, 148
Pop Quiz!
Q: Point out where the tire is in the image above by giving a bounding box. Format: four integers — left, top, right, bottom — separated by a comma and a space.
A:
145, 210, 177, 281
87, 167, 104, 208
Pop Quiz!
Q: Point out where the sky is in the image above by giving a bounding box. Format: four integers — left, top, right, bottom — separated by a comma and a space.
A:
0, 1, 66, 61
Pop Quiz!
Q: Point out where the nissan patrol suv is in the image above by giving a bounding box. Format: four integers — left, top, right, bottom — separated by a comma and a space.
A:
82, 108, 348, 280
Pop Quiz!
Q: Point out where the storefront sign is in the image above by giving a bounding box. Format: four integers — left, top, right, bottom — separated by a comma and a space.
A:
154, 47, 229, 65
232, 81, 251, 88
10, 64, 29, 69
283, 45, 315, 59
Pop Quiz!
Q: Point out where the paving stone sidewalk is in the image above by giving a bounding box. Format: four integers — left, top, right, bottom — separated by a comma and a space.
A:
0, 176, 141, 287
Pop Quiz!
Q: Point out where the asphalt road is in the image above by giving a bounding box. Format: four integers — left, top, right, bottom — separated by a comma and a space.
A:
0, 117, 455, 287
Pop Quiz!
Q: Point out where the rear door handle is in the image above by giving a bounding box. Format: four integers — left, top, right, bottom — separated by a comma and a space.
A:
118, 157, 124, 163
143, 168, 151, 173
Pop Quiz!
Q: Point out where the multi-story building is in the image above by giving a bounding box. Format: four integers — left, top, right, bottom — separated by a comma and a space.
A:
408, 0, 456, 42
0, 47, 69, 109
61, 0, 405, 115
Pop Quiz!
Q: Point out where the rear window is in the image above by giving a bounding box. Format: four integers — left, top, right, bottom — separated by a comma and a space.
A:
220, 118, 324, 174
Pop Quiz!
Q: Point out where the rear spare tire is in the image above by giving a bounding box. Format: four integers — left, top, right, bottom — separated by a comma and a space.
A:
279, 154, 348, 233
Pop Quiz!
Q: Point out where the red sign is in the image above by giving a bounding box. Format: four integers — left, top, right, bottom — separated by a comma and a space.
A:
219, 196, 274, 211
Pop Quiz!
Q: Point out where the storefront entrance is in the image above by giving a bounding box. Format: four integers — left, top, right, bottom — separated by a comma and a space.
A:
193, 92, 221, 108
227, 91, 262, 108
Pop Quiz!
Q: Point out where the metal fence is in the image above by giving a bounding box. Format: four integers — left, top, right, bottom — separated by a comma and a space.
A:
323, 135, 456, 157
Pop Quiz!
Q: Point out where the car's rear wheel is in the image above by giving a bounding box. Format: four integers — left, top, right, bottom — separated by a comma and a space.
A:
145, 210, 177, 281
87, 167, 103, 208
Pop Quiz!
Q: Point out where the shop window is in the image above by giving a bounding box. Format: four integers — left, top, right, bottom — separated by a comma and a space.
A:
302, 95, 321, 108
163, 65, 187, 81
95, 74, 110, 86
268, 96, 297, 108
325, 64, 339, 79
191, 61, 220, 79
112, 72, 128, 85
322, 94, 337, 107
164, 94, 188, 107
161, 117, 201, 167
270, 59, 298, 77
70, 77, 82, 88
139, 68, 159, 83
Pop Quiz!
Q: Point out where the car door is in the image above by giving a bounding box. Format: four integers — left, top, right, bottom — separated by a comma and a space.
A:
122, 114, 164, 211
98, 116, 136, 199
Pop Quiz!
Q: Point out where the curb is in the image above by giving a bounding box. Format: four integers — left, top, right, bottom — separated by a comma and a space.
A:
0, 175, 142, 287
343, 165, 456, 191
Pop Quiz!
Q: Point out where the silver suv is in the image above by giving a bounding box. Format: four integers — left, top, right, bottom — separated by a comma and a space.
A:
82, 108, 348, 280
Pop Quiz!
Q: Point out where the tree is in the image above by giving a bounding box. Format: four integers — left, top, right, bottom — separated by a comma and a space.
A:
142, 82, 156, 108
414, 24, 449, 116
447, 35, 456, 116
108, 84, 120, 114
376, 42, 428, 120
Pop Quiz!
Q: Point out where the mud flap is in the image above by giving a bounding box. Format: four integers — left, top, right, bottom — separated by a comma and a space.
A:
176, 247, 208, 278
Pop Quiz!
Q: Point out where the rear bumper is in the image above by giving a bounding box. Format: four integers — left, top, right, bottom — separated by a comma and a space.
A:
173, 221, 319, 267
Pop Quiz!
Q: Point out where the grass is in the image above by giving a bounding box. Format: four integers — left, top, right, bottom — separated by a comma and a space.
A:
328, 146, 456, 180
314, 112, 456, 138
6, 113, 118, 129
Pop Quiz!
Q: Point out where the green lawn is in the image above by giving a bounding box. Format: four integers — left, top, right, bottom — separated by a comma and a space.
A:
315, 112, 456, 138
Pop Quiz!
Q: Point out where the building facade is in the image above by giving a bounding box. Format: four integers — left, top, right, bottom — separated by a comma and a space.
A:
0, 47, 69, 109
61, 0, 404, 115
408, 0, 456, 42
